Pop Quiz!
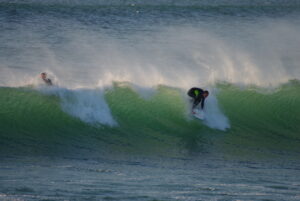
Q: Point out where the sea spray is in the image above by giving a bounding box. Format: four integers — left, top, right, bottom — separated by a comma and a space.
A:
203, 93, 230, 131
58, 88, 117, 126
1, 22, 300, 89
39, 86, 117, 126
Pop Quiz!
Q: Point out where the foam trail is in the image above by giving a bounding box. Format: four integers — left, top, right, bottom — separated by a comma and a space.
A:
59, 89, 117, 126
203, 93, 230, 131
40, 87, 117, 126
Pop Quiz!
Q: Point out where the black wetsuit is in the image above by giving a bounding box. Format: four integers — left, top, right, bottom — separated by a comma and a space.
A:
43, 78, 52, 86
187, 87, 206, 109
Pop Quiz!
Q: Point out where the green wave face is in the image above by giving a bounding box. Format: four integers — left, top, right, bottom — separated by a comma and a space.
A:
0, 81, 299, 159
216, 81, 300, 157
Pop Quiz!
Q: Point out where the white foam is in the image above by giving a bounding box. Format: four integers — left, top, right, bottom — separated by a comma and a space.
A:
39, 87, 117, 126
203, 92, 230, 131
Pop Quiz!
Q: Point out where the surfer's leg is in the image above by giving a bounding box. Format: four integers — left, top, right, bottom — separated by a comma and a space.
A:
192, 98, 201, 109
193, 96, 202, 109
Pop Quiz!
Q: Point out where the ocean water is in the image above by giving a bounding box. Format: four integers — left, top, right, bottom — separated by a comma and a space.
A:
1, 0, 300, 200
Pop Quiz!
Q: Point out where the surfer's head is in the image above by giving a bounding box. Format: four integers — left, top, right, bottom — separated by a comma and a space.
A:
40, 72, 47, 79
203, 90, 209, 98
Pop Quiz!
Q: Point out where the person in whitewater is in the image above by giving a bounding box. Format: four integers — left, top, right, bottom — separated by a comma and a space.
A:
40, 72, 52, 86
187, 88, 209, 112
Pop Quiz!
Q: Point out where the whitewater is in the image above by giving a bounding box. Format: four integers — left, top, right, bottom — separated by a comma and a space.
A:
1, 0, 300, 200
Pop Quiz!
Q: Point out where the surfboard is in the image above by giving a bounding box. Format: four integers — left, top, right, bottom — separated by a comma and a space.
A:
193, 108, 205, 120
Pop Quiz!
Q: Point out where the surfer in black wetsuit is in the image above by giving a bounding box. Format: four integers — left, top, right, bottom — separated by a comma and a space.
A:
187, 88, 209, 110
40, 72, 52, 86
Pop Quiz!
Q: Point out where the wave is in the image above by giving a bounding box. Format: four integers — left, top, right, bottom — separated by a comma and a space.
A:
0, 80, 299, 158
